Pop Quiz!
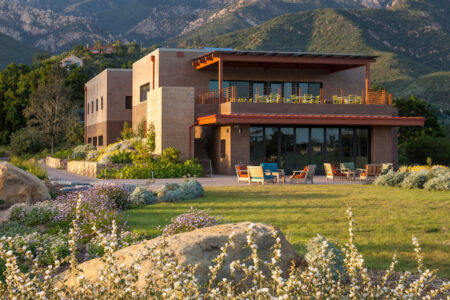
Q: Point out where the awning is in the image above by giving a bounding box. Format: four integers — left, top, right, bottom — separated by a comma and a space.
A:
196, 114, 425, 127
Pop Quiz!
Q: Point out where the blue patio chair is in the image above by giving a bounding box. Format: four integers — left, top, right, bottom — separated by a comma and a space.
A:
260, 163, 285, 183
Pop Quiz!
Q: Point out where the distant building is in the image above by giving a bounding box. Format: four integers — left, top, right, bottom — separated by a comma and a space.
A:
88, 44, 114, 54
61, 54, 83, 68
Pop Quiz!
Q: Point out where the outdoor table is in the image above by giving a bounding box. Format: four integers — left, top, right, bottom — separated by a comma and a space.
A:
271, 171, 285, 183
342, 169, 359, 180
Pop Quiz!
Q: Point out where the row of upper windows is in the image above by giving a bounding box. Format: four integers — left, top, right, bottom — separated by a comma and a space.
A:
87, 96, 133, 114
87, 135, 103, 147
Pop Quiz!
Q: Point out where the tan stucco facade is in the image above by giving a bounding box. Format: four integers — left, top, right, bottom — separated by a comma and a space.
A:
85, 69, 132, 149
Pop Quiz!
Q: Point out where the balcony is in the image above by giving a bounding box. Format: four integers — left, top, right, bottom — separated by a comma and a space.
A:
195, 86, 392, 106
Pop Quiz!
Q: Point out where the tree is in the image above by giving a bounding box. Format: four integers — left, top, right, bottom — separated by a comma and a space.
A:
24, 66, 77, 154
393, 95, 443, 145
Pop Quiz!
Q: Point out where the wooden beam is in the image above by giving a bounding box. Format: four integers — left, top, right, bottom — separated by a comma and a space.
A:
218, 58, 223, 103
194, 56, 220, 69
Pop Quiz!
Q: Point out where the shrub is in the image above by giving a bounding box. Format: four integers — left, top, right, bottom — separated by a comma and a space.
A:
8, 202, 58, 226
71, 144, 96, 160
373, 171, 409, 187
305, 234, 345, 280
0, 221, 35, 237
9, 156, 47, 179
424, 170, 450, 191
400, 135, 450, 165
97, 185, 131, 210
52, 149, 72, 159
160, 147, 180, 164
8, 127, 47, 156
86, 150, 100, 161
110, 151, 133, 164
401, 173, 429, 189
180, 178, 204, 199
156, 183, 183, 202
55, 185, 127, 239
160, 207, 223, 236
129, 186, 156, 207
97, 153, 113, 164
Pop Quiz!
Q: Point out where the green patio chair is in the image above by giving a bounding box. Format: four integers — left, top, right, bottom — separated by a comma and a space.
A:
332, 95, 339, 104
304, 94, 313, 104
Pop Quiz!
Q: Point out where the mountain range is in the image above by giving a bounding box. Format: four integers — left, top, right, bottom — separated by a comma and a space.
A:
0, 0, 448, 111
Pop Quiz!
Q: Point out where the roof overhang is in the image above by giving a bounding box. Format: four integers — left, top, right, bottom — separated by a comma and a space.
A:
192, 50, 377, 70
197, 114, 425, 127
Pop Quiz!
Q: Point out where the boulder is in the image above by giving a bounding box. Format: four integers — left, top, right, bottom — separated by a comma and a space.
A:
65, 222, 306, 289
0, 162, 50, 207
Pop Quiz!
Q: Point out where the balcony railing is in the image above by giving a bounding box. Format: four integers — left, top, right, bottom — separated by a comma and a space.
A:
195, 86, 392, 105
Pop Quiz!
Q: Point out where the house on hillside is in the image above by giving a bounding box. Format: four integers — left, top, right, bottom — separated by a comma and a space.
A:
88, 45, 114, 54
61, 54, 83, 68
84, 48, 425, 174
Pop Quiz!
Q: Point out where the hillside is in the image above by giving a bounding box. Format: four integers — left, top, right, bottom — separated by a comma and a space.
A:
0, 32, 38, 68
183, 6, 449, 111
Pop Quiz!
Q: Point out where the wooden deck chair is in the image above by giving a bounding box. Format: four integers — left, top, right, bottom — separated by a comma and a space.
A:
324, 163, 347, 181
247, 166, 274, 185
359, 164, 382, 181
290, 165, 316, 184
235, 164, 249, 183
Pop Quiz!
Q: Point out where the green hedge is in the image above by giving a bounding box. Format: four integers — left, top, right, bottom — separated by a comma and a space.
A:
97, 160, 203, 179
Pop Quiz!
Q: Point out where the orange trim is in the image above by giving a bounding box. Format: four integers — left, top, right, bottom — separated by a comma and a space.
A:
196, 114, 425, 127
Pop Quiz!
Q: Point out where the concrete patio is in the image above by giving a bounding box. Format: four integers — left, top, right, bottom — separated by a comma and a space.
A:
46, 167, 366, 189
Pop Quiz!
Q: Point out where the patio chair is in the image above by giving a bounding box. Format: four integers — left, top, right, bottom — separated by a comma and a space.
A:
261, 162, 285, 183
356, 96, 363, 104
340, 162, 360, 180
235, 164, 249, 183
381, 163, 393, 175
290, 165, 316, 184
247, 166, 274, 185
314, 96, 321, 104
291, 95, 298, 103
359, 164, 382, 181
332, 95, 339, 104
324, 163, 347, 181
304, 94, 313, 104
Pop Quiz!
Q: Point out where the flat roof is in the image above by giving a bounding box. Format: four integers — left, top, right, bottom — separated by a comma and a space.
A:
194, 49, 378, 60
197, 114, 425, 127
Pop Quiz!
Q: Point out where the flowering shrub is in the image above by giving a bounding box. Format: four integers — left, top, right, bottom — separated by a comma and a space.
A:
160, 207, 223, 236
401, 172, 429, 189
0, 205, 448, 299
129, 186, 156, 207
9, 156, 47, 180
305, 234, 345, 280
55, 186, 128, 239
8, 202, 58, 226
71, 144, 96, 160
180, 178, 204, 199
399, 164, 448, 173
110, 151, 133, 164
97, 185, 131, 210
86, 150, 99, 161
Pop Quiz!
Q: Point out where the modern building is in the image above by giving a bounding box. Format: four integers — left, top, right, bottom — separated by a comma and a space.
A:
61, 54, 83, 68
84, 68, 132, 149
88, 45, 114, 55
84, 48, 425, 174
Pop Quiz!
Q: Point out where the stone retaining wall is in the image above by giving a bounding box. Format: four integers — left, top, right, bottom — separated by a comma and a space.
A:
67, 161, 132, 178
45, 157, 67, 169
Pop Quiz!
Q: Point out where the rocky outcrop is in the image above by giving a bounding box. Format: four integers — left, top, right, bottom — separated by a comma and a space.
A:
0, 162, 50, 207
65, 222, 306, 289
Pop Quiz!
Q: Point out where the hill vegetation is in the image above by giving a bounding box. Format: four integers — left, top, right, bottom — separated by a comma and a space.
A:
0, 33, 38, 69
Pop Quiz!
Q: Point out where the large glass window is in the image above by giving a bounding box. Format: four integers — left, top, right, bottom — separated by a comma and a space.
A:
280, 128, 295, 173
250, 127, 264, 164
295, 128, 309, 169
356, 128, 369, 168
284, 82, 292, 100
311, 128, 324, 173
326, 128, 340, 167
265, 127, 279, 163
270, 83, 282, 96
253, 83, 265, 97
230, 81, 249, 99
140, 83, 150, 102
298, 82, 321, 97
341, 128, 355, 164
209, 80, 230, 92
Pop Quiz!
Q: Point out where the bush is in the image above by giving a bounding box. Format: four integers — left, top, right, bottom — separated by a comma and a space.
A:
305, 234, 345, 281
8, 127, 47, 156
180, 178, 204, 199
160, 207, 223, 236
8, 202, 58, 226
400, 135, 450, 165
97, 185, 131, 210
156, 183, 183, 202
373, 171, 409, 187
424, 169, 450, 191
86, 150, 100, 161
71, 144, 96, 160
110, 151, 133, 164
52, 149, 72, 159
129, 186, 156, 207
55, 185, 128, 239
160, 147, 180, 164
401, 173, 429, 189
9, 156, 47, 180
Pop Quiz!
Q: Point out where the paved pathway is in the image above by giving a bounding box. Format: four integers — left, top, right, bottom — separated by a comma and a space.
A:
46, 167, 363, 188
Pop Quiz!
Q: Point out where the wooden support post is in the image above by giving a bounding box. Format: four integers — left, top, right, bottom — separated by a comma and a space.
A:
365, 63, 370, 104
218, 57, 223, 103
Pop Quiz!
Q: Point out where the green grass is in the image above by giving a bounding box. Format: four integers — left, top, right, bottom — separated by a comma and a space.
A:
126, 185, 450, 278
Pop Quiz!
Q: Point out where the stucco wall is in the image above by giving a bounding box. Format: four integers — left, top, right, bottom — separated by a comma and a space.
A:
371, 126, 396, 165
148, 87, 196, 160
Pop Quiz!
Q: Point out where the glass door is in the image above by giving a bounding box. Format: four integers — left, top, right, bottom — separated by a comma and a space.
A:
326, 128, 340, 168
280, 127, 295, 173
341, 128, 355, 164
311, 128, 325, 174
265, 127, 279, 163
295, 128, 309, 170
250, 127, 264, 165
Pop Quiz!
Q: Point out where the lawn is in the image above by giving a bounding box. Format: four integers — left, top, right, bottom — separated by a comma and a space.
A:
126, 185, 450, 278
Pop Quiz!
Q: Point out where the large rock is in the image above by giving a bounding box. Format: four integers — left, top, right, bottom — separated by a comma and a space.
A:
0, 162, 50, 207
66, 222, 306, 289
